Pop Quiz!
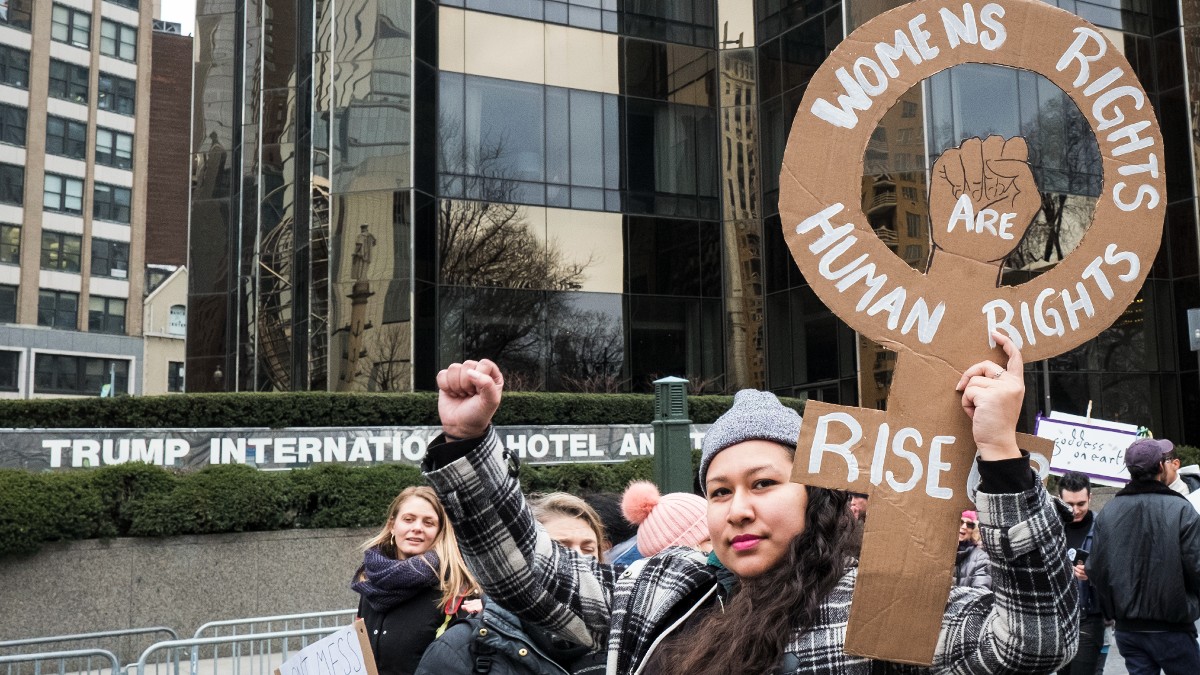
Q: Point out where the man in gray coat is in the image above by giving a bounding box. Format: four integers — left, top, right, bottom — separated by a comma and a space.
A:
1087, 438, 1200, 675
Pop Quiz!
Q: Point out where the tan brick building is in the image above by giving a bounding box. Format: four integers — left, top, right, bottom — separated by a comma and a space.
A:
0, 0, 153, 397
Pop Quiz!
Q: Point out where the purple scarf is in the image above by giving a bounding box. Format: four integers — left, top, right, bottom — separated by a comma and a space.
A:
351, 547, 441, 612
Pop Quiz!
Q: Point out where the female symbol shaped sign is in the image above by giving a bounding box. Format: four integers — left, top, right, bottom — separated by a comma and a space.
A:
779, 0, 1165, 665
779, 0, 1165, 371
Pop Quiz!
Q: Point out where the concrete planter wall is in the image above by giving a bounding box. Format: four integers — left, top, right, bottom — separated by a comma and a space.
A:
0, 527, 373, 656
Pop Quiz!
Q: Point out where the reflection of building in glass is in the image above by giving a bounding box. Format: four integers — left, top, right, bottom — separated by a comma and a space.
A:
719, 47, 764, 391
189, 0, 1200, 444
857, 86, 927, 411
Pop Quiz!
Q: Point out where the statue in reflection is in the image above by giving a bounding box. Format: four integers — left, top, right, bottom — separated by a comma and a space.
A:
352, 223, 376, 281
193, 131, 228, 200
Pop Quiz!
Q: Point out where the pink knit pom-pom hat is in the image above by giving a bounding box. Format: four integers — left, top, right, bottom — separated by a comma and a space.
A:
621, 480, 708, 557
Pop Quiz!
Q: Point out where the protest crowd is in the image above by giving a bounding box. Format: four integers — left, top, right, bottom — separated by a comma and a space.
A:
345, 340, 1200, 675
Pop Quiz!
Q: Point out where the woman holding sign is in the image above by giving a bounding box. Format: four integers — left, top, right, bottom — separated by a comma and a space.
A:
419, 334, 1074, 674
353, 486, 480, 675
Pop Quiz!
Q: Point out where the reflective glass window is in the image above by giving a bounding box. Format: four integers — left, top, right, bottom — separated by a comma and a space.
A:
98, 73, 136, 115
628, 295, 724, 393
0, 350, 15, 390
106, 0, 139, 7
168, 361, 185, 392
100, 19, 138, 61
0, 103, 25, 146
440, 74, 620, 209
438, 72, 466, 194
463, 0, 618, 32
622, 0, 714, 47
88, 296, 126, 334
569, 90, 603, 188
625, 100, 717, 201
43, 174, 84, 215
623, 39, 715, 105
46, 116, 87, 160
94, 183, 132, 223
0, 163, 22, 205
37, 290, 78, 328
0, 223, 17, 264
91, 238, 129, 278
545, 87, 570, 186
49, 59, 90, 105
0, 288, 13, 324
465, 76, 545, 182
438, 285, 548, 388
779, 15, 825, 94
546, 292, 624, 391
40, 230, 82, 272
438, 199, 551, 289
626, 216, 702, 296
52, 4, 92, 49
34, 353, 129, 394
0, 45, 29, 89
0, 0, 32, 30
95, 127, 133, 169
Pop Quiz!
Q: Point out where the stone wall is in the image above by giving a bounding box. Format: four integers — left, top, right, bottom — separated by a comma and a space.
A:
0, 527, 372, 658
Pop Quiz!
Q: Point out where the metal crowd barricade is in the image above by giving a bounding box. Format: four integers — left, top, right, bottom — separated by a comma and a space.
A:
0, 629, 180, 652
135, 627, 340, 675
0, 629, 179, 675
192, 610, 355, 640
0, 649, 121, 675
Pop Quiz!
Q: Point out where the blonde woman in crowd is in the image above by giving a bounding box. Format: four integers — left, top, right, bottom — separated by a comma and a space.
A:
353, 486, 479, 675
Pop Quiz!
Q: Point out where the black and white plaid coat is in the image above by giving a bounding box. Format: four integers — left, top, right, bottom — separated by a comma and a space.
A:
425, 430, 1077, 674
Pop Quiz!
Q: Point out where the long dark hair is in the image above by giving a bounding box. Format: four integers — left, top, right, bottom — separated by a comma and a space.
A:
665, 487, 853, 675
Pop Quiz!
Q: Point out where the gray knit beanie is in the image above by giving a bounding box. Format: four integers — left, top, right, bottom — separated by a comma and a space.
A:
698, 390, 802, 494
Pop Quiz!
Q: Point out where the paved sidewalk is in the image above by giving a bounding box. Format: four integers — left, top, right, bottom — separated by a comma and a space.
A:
1101, 647, 1124, 674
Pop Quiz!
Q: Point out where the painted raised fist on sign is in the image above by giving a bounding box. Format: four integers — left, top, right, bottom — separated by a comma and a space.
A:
929, 135, 1040, 263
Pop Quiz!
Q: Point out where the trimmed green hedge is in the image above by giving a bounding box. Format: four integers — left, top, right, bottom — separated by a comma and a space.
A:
0, 391, 804, 429
0, 457, 661, 559
1177, 445, 1200, 468
0, 391, 801, 558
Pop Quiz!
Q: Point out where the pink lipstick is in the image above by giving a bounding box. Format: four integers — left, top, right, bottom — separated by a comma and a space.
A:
731, 534, 762, 551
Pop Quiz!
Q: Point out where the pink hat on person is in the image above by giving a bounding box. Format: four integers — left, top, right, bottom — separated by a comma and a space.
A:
621, 480, 708, 557
961, 510, 978, 523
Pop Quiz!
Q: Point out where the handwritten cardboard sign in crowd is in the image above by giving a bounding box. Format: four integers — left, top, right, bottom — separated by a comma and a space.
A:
275, 620, 378, 675
781, 0, 1164, 665
1037, 411, 1141, 485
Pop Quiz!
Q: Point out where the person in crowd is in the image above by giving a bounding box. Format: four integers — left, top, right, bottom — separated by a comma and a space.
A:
848, 492, 869, 521
532, 492, 608, 559
1056, 471, 1103, 675
580, 492, 637, 563
416, 492, 608, 675
1160, 447, 1200, 496
353, 486, 480, 675
421, 332, 1076, 674
1087, 438, 1200, 675
620, 480, 711, 557
952, 510, 990, 589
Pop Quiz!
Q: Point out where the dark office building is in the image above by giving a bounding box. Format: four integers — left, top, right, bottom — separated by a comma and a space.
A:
188, 0, 1200, 443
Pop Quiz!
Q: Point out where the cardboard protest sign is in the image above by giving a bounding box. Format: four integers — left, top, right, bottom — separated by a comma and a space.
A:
779, 0, 1165, 664
1036, 411, 1141, 486
273, 620, 378, 675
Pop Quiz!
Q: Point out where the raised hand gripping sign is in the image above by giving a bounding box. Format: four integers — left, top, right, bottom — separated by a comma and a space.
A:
780, 0, 1164, 665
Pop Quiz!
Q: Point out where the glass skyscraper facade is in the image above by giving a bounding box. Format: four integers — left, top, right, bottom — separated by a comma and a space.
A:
188, 0, 1200, 443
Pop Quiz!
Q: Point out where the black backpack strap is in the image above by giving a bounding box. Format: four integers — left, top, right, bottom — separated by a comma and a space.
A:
470, 618, 496, 674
